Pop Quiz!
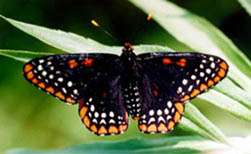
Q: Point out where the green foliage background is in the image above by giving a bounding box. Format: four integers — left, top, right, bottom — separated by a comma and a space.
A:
0, 0, 251, 153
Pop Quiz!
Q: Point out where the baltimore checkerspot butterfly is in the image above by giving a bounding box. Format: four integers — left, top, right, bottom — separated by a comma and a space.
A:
23, 42, 228, 136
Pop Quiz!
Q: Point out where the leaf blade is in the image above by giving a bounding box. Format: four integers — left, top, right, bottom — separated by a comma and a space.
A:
0, 49, 51, 62
0, 15, 116, 54
237, 0, 251, 16
184, 103, 228, 144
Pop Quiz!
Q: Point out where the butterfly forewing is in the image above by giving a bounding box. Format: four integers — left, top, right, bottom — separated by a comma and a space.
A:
136, 52, 228, 133
23, 54, 120, 104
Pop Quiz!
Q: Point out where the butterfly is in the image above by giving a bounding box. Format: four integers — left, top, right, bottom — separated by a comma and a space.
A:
23, 43, 228, 136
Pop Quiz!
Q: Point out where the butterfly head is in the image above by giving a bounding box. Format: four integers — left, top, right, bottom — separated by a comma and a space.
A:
122, 43, 134, 53
121, 43, 136, 63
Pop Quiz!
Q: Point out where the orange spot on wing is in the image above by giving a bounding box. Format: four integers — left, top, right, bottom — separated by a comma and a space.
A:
174, 112, 181, 123
207, 80, 214, 87
218, 68, 226, 77
147, 124, 157, 132
133, 116, 140, 120
153, 90, 158, 96
200, 84, 208, 91
119, 124, 127, 132
214, 76, 220, 83
139, 124, 147, 132
55, 91, 65, 100
162, 58, 173, 65
176, 58, 187, 67
66, 97, 76, 104
32, 78, 38, 84
108, 126, 119, 134
80, 106, 88, 118
68, 59, 78, 69
26, 71, 34, 80
46, 87, 55, 94
219, 61, 228, 70
175, 103, 184, 114
190, 89, 200, 98
38, 82, 45, 89
90, 125, 98, 133
158, 123, 168, 132
180, 95, 190, 102
83, 116, 90, 128
82, 58, 94, 67
168, 121, 175, 130
125, 112, 129, 122
98, 126, 107, 135
24, 64, 33, 73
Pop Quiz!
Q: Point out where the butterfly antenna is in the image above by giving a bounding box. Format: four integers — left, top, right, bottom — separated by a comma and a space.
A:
91, 19, 120, 44
147, 13, 152, 21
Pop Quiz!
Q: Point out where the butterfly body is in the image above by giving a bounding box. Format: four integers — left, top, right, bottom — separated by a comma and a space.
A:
23, 43, 228, 136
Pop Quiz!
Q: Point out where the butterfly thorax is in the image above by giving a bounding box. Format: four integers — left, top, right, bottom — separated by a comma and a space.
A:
120, 43, 142, 120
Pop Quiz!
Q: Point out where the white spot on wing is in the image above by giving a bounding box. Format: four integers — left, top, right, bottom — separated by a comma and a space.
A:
39, 59, 44, 63
200, 72, 205, 77
167, 101, 172, 108
149, 110, 154, 116
109, 111, 114, 117
38, 65, 43, 71
90, 105, 95, 112
191, 75, 196, 80
206, 68, 211, 74
101, 113, 106, 118
182, 79, 188, 85
58, 77, 63, 82
157, 109, 162, 116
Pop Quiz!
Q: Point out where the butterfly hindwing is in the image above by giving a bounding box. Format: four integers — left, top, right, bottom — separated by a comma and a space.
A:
23, 54, 120, 104
135, 71, 185, 133
136, 52, 228, 133
78, 76, 128, 136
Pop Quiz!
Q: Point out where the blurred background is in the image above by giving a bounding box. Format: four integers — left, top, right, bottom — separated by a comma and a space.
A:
0, 0, 250, 153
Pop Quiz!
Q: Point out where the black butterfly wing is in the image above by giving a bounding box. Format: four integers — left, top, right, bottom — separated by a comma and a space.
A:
23, 54, 128, 135
23, 54, 119, 104
136, 52, 228, 133
78, 75, 128, 136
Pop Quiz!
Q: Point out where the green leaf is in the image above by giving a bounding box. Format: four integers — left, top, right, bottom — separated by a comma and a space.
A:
199, 89, 251, 122
0, 15, 115, 54
4, 136, 216, 154
0, 15, 176, 56
215, 78, 251, 108
0, 45, 175, 63
129, 0, 251, 93
237, 0, 251, 16
177, 117, 216, 140
7, 136, 251, 154
0, 49, 51, 62
183, 103, 228, 144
